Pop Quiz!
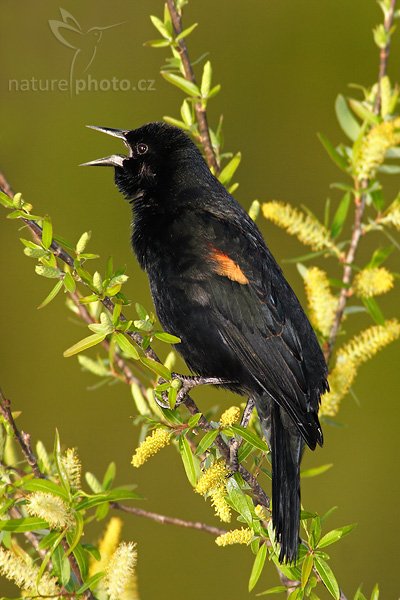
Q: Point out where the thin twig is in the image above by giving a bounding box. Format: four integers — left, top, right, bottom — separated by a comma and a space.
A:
166, 0, 220, 174
112, 502, 226, 536
325, 0, 397, 363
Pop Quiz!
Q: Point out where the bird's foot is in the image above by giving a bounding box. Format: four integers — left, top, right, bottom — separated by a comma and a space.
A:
155, 374, 232, 409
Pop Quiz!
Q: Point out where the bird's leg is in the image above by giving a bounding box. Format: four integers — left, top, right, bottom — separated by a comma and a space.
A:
155, 374, 232, 409
229, 396, 256, 472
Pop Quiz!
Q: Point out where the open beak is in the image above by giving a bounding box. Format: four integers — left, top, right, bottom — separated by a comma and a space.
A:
80, 125, 130, 168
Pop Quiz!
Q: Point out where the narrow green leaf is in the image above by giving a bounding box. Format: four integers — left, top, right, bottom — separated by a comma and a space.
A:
362, 297, 385, 325
69, 539, 89, 580
23, 479, 69, 500
140, 356, 171, 380
317, 524, 356, 548
230, 424, 269, 453
144, 38, 171, 48
348, 99, 379, 125
63, 272, 76, 293
301, 553, 314, 588
161, 71, 200, 97
196, 429, 219, 455
226, 477, 253, 525
150, 15, 171, 39
76, 572, 105, 594
42, 216, 53, 249
314, 555, 340, 600
256, 585, 288, 596
115, 332, 140, 360
0, 517, 49, 532
331, 192, 351, 238
317, 133, 349, 171
63, 333, 106, 358
52, 544, 71, 587
178, 435, 198, 486
301, 463, 333, 479
249, 543, 267, 592
335, 94, 361, 141
35, 265, 61, 279
65, 512, 84, 556
37, 279, 63, 309
0, 190, 13, 207
218, 152, 242, 186
102, 462, 116, 490
175, 22, 198, 41
154, 331, 181, 344
76, 489, 141, 511
201, 60, 212, 98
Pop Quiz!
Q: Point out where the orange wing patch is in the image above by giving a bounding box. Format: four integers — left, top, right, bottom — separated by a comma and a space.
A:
209, 247, 249, 285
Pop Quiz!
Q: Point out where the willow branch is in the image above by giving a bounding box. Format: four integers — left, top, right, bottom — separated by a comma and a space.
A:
324, 0, 397, 363
166, 0, 220, 174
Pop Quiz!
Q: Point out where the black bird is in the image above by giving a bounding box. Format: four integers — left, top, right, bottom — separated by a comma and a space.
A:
82, 122, 328, 563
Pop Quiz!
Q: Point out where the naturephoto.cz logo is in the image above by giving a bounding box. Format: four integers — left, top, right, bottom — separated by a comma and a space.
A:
8, 8, 156, 95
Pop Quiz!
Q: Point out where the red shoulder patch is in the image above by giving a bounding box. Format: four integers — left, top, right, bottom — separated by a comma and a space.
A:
209, 247, 249, 285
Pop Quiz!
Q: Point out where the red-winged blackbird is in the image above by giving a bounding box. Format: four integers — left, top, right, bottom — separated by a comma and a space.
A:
82, 122, 328, 563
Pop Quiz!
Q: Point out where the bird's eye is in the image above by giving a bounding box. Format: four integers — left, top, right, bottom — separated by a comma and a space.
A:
137, 143, 148, 155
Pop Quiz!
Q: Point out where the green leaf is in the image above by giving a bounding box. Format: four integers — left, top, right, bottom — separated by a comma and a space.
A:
314, 555, 340, 599
301, 553, 314, 589
301, 463, 333, 479
256, 585, 288, 596
52, 544, 71, 587
317, 133, 349, 171
378, 164, 400, 174
76, 489, 141, 511
178, 435, 198, 486
76, 571, 105, 594
0, 190, 13, 207
196, 429, 219, 455
201, 60, 212, 98
335, 95, 361, 141
114, 332, 140, 360
144, 38, 171, 48
161, 71, 200, 97
63, 272, 76, 293
66, 512, 84, 556
42, 216, 53, 249
249, 543, 267, 592
37, 279, 63, 309
331, 192, 351, 238
175, 22, 198, 41
362, 297, 385, 325
140, 356, 171, 381
35, 265, 61, 279
23, 478, 69, 500
154, 331, 181, 344
150, 15, 171, 39
230, 424, 269, 453
218, 152, 241, 186
348, 99, 379, 125
102, 462, 116, 490
63, 333, 107, 358
69, 539, 89, 580
0, 517, 49, 532
317, 524, 356, 548
226, 477, 253, 525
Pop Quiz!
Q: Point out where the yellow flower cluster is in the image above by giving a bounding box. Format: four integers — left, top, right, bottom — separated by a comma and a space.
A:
195, 460, 231, 523
220, 406, 241, 428
131, 427, 171, 468
303, 267, 338, 337
215, 527, 253, 546
61, 447, 82, 489
90, 517, 123, 576
379, 198, 400, 230
354, 117, 400, 180
26, 491, 73, 529
320, 319, 400, 416
353, 267, 394, 298
104, 542, 137, 600
0, 547, 60, 598
262, 201, 340, 255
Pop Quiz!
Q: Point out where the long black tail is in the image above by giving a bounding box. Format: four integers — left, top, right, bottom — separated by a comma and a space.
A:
255, 397, 304, 563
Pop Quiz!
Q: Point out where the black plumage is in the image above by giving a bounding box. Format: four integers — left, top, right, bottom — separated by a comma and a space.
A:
82, 122, 329, 563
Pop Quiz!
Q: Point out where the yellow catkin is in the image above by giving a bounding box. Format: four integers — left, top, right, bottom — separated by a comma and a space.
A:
90, 517, 123, 576
379, 198, 400, 230
255, 504, 267, 520
61, 447, 82, 488
131, 428, 171, 468
320, 320, 400, 416
354, 117, 400, 179
220, 406, 241, 428
25, 492, 72, 529
195, 460, 231, 523
303, 267, 338, 337
262, 201, 340, 255
215, 527, 253, 546
0, 547, 60, 598
353, 267, 394, 298
104, 542, 137, 600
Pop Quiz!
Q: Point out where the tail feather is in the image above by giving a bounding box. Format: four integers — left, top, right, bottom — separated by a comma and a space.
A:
255, 396, 303, 563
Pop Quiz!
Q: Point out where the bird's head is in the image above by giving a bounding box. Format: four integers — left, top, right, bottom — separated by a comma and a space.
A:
81, 122, 204, 201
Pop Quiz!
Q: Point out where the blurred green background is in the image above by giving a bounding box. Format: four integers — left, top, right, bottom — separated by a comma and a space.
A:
1, 1, 399, 598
